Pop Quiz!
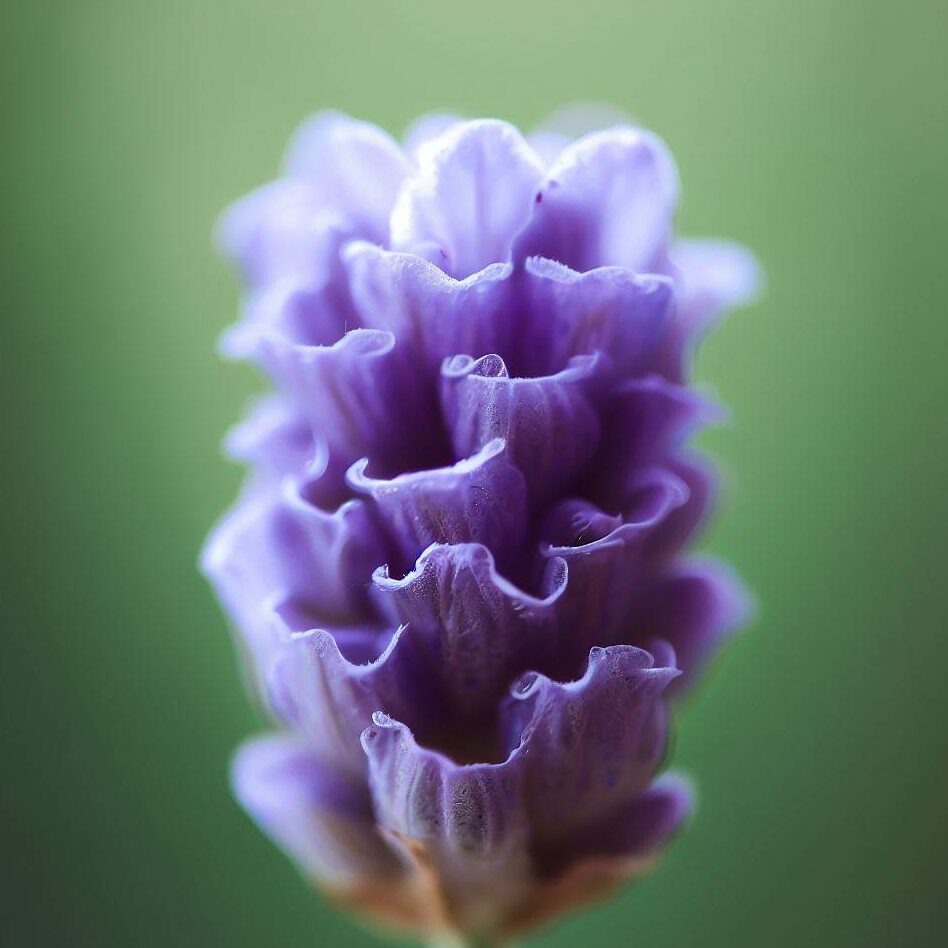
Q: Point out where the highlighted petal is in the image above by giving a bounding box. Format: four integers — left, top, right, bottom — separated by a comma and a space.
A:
623, 562, 751, 687
539, 472, 690, 660
402, 113, 463, 159
391, 120, 545, 278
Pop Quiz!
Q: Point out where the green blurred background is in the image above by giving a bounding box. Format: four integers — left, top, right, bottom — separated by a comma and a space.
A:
3, 1, 946, 945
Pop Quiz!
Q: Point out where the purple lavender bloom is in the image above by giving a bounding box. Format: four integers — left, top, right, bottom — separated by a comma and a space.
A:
203, 111, 758, 942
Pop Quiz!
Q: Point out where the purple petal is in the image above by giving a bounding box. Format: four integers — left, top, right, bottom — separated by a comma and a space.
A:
373, 543, 566, 729
539, 472, 690, 662
515, 127, 679, 273
283, 111, 408, 242
217, 179, 346, 288
265, 626, 426, 775
240, 326, 445, 474
222, 395, 314, 483
672, 238, 761, 323
439, 353, 604, 507
623, 561, 751, 688
232, 735, 399, 886
655, 238, 761, 378
348, 439, 528, 575
402, 113, 464, 159
200, 460, 384, 680
585, 376, 718, 513
220, 270, 356, 360
361, 714, 535, 934
643, 452, 717, 561
390, 120, 544, 278
539, 774, 692, 875
502, 645, 679, 843
518, 257, 674, 378
345, 242, 515, 369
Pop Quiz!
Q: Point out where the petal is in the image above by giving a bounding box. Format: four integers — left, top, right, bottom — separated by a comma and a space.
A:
345, 244, 676, 381
283, 111, 409, 241
671, 238, 761, 321
502, 645, 679, 845
515, 127, 679, 273
525, 131, 570, 170
373, 543, 566, 730
222, 395, 314, 482
527, 101, 636, 168
363, 714, 527, 855
361, 714, 532, 932
536, 773, 692, 877
220, 272, 355, 360
263, 477, 385, 621
518, 257, 674, 378
390, 120, 545, 278
585, 376, 718, 512
439, 353, 604, 507
232, 735, 399, 886
348, 439, 528, 576
538, 472, 689, 664
245, 327, 446, 474
643, 452, 717, 561
266, 626, 427, 775
344, 242, 515, 370
656, 239, 762, 379
502, 780, 686, 936
200, 462, 385, 683
624, 561, 751, 688
217, 179, 346, 288
402, 113, 463, 159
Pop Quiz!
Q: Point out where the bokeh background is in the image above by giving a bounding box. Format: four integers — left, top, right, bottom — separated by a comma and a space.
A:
3, 1, 947, 945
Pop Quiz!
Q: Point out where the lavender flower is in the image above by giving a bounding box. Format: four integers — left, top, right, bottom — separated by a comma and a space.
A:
203, 111, 757, 943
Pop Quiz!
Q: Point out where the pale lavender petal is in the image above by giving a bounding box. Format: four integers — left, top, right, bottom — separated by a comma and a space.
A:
245, 326, 444, 473
283, 110, 408, 241
233, 735, 399, 886
218, 179, 347, 288
515, 127, 679, 273
655, 238, 762, 378
390, 120, 544, 278
402, 113, 463, 159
